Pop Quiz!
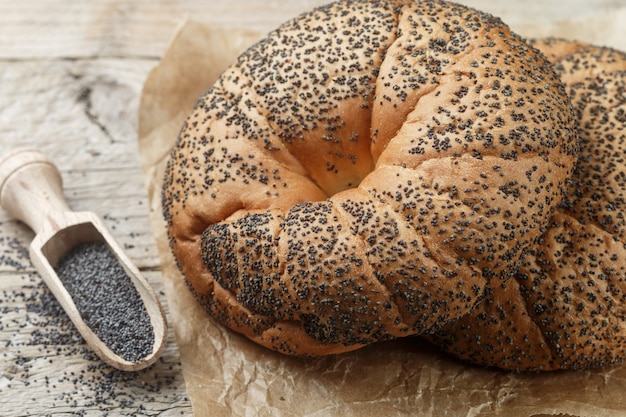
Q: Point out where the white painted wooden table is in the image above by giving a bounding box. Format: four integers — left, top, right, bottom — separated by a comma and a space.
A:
0, 1, 622, 415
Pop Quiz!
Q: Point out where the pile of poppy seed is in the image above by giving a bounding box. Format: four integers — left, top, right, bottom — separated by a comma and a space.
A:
54, 241, 154, 363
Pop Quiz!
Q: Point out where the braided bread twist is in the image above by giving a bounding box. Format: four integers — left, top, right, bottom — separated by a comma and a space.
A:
427, 39, 626, 371
162, 0, 577, 355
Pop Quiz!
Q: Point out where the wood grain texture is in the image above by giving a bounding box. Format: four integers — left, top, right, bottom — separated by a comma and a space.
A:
0, 32, 187, 417
0, 0, 624, 415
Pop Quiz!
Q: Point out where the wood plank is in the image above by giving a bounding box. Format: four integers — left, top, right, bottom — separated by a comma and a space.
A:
0, 0, 621, 59
0, 0, 328, 59
0, 58, 160, 268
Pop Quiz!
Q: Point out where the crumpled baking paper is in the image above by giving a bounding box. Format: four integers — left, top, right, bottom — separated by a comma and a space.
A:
137, 13, 626, 417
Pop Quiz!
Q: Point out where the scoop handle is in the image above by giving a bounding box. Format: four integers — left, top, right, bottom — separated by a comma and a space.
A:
0, 148, 69, 234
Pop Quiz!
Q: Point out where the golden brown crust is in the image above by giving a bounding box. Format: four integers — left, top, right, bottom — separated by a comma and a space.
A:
427, 39, 626, 371
162, 0, 577, 355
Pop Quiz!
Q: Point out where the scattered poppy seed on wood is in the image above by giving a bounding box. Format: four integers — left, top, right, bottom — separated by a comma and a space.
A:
1, 233, 188, 413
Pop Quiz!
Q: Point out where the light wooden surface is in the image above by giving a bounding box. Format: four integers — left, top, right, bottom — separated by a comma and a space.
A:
0, 148, 168, 372
0, 0, 623, 415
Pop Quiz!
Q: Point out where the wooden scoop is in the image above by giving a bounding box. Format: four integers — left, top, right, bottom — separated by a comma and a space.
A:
0, 147, 167, 371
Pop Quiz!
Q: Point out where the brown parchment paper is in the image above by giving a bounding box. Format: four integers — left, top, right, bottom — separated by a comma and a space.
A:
138, 14, 626, 417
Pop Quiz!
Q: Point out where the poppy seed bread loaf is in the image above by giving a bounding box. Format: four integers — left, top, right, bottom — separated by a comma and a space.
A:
426, 39, 626, 371
162, 0, 578, 355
